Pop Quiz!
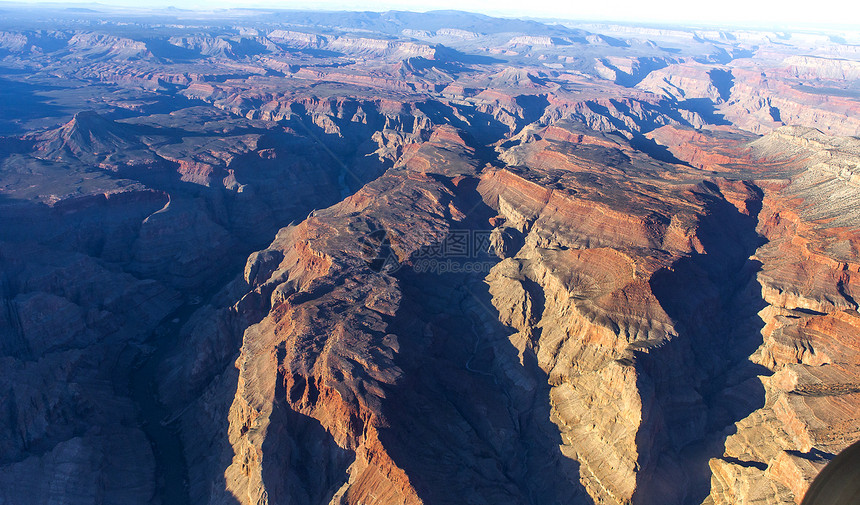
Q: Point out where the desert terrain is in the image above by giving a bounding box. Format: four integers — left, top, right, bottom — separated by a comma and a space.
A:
0, 5, 858, 505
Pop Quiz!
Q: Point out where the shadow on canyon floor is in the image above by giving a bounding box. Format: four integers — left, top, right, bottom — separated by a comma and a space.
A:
0, 76, 69, 134
647, 184, 770, 503
383, 269, 592, 505
378, 177, 593, 505
261, 345, 356, 505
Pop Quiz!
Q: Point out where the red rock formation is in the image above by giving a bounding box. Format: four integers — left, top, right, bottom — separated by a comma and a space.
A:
219, 126, 484, 504
646, 123, 860, 504
2, 10, 860, 505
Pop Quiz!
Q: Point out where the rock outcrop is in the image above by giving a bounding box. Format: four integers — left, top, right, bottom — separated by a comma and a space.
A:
648, 124, 860, 505
1, 7, 859, 505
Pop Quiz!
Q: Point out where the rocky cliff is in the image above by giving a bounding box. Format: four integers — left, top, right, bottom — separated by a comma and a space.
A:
0, 6, 859, 505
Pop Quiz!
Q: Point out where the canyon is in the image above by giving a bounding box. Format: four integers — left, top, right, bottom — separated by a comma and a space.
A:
0, 5, 858, 505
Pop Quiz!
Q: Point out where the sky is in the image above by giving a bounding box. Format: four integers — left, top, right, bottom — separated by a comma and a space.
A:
9, 0, 860, 30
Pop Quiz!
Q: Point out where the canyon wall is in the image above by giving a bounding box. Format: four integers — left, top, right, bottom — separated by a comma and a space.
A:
0, 8, 858, 505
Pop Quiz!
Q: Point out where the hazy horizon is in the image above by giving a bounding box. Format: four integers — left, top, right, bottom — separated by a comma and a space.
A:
2, 0, 859, 31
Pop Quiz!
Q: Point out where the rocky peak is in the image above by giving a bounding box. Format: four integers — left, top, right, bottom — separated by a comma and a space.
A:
38, 110, 142, 160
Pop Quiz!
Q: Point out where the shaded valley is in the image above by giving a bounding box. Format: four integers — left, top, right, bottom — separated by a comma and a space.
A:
1, 6, 859, 505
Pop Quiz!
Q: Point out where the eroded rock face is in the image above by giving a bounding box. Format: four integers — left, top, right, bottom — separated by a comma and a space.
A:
478, 123, 767, 505
1, 7, 860, 505
210, 125, 599, 505
0, 79, 403, 505
193, 120, 859, 505
647, 124, 860, 505
0, 241, 181, 505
